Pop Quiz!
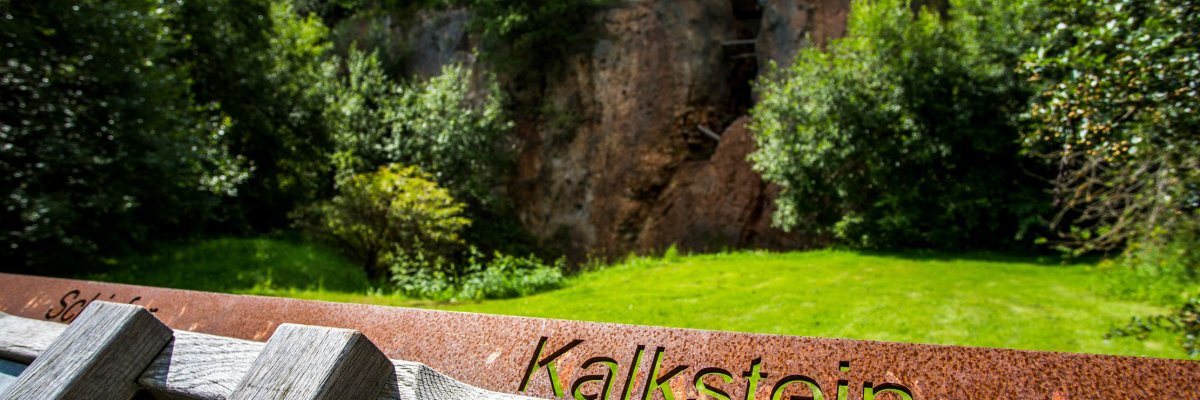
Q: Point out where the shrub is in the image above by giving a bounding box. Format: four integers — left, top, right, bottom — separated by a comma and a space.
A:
0, 0, 245, 272
328, 52, 513, 210
390, 249, 564, 301
293, 164, 470, 280
464, 0, 615, 71
387, 63, 513, 209
1020, 0, 1199, 254
457, 251, 565, 300
1099, 213, 1200, 304
1022, 0, 1199, 356
1107, 297, 1200, 358
749, 0, 1048, 249
327, 51, 533, 256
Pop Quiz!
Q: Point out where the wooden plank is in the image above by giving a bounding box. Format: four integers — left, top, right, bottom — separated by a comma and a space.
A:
229, 324, 392, 400
389, 361, 534, 400
1, 301, 172, 400
137, 330, 264, 400
0, 313, 534, 400
721, 39, 757, 46
0, 312, 66, 364
697, 124, 722, 141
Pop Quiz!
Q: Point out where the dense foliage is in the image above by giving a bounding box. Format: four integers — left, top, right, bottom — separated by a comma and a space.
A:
1021, 0, 1199, 353
175, 1, 338, 230
1108, 297, 1200, 357
328, 50, 513, 205
1021, 0, 1199, 255
457, 251, 564, 300
0, 0, 241, 271
294, 164, 470, 280
749, 0, 1049, 249
393, 248, 564, 300
464, 0, 614, 71
0, 0, 527, 274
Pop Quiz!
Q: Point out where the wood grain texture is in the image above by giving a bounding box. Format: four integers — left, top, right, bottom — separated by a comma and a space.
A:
383, 361, 533, 400
137, 330, 264, 400
229, 324, 392, 400
1, 313, 535, 400
1, 301, 172, 400
0, 312, 66, 364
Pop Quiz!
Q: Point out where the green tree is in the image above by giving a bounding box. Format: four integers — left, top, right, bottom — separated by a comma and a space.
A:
328, 50, 532, 255
294, 164, 470, 280
327, 52, 513, 208
326, 48, 397, 177
388, 64, 513, 208
465, 0, 614, 71
1022, 0, 1199, 355
1021, 0, 1199, 254
171, 0, 337, 230
0, 0, 242, 272
749, 0, 1048, 249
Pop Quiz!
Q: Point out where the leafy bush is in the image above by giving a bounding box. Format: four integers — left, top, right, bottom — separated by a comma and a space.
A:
329, 51, 513, 209
326, 50, 534, 257
1022, 0, 1199, 356
1099, 213, 1200, 304
391, 249, 564, 301
0, 0, 246, 272
1107, 297, 1200, 357
326, 49, 396, 177
465, 0, 615, 71
458, 251, 565, 300
293, 164, 470, 280
749, 0, 1048, 249
1020, 0, 1199, 254
388, 63, 513, 208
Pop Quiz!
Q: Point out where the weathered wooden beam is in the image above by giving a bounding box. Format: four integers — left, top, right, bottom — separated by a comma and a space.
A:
0, 312, 66, 364
137, 330, 264, 400
229, 324, 393, 400
721, 39, 757, 46
1, 301, 172, 400
0, 313, 534, 400
697, 124, 722, 141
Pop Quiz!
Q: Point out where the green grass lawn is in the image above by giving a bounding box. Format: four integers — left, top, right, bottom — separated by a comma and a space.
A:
89, 237, 370, 293
88, 238, 1187, 359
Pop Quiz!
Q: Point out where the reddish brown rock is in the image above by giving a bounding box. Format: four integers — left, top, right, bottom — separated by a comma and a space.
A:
511, 0, 740, 259
511, 1, 850, 260
635, 117, 820, 252
758, 0, 851, 68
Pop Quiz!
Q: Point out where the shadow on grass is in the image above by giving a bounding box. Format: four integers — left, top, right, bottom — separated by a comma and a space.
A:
87, 237, 371, 294
849, 248, 1099, 267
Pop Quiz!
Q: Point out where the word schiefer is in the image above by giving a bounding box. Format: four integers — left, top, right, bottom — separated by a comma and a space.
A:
518, 337, 915, 400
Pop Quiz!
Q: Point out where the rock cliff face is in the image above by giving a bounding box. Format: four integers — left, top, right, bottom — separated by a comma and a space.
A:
510, 0, 849, 259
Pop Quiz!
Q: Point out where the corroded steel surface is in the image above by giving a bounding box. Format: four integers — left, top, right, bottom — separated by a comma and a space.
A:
0, 273, 1196, 399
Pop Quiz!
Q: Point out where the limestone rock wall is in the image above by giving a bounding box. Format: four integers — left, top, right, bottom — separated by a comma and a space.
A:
509, 0, 849, 259
384, 1, 850, 259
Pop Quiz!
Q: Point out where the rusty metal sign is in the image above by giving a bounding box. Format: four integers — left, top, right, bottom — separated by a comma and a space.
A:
0, 273, 1196, 399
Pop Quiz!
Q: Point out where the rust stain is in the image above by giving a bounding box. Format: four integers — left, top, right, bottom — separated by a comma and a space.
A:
1, 273, 1197, 400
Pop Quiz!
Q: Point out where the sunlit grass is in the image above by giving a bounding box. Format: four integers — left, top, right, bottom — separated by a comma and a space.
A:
89, 239, 1188, 359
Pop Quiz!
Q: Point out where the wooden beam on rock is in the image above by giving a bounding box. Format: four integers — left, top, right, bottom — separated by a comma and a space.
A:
697, 124, 722, 141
